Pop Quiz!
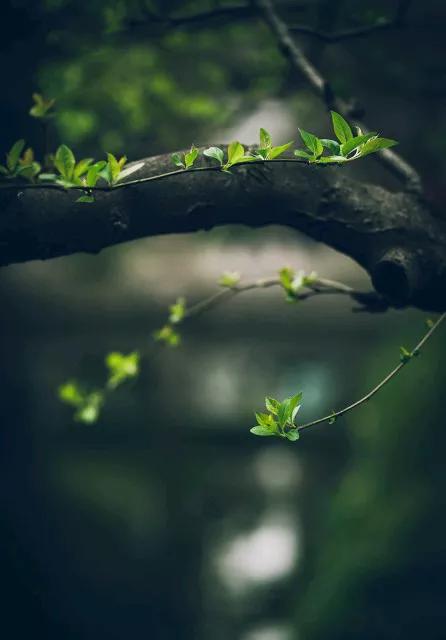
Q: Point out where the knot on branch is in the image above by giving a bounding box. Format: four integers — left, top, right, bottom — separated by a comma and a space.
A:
371, 247, 422, 307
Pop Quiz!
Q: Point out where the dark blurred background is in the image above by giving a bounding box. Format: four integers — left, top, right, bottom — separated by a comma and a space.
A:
1, 1, 445, 639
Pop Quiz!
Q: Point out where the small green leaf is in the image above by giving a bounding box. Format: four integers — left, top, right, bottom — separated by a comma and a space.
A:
7, 139, 25, 172
250, 426, 277, 437
294, 149, 313, 160
340, 133, 377, 157
106, 152, 122, 184
58, 381, 85, 407
153, 325, 181, 347
298, 129, 323, 157
169, 297, 186, 324
227, 141, 245, 165
171, 152, 185, 169
86, 161, 106, 187
73, 158, 93, 179
357, 137, 398, 157
265, 397, 280, 415
76, 194, 95, 203
55, 144, 76, 180
106, 351, 140, 389
328, 412, 337, 425
185, 144, 199, 169
29, 93, 55, 119
330, 111, 353, 144
203, 146, 224, 165
399, 346, 412, 363
218, 271, 240, 288
268, 141, 294, 159
0, 165, 8, 175
259, 128, 272, 148
320, 139, 341, 155
285, 429, 300, 441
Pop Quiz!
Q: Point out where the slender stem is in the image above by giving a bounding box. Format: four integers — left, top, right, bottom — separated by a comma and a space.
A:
0, 157, 311, 193
298, 312, 446, 432
182, 276, 359, 322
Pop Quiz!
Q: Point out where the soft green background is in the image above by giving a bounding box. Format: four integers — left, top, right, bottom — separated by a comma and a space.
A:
1, 1, 445, 639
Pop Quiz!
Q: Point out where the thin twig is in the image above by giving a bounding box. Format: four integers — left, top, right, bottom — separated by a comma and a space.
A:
290, 0, 412, 43
253, 0, 422, 194
181, 276, 383, 322
0, 157, 313, 194
299, 312, 446, 432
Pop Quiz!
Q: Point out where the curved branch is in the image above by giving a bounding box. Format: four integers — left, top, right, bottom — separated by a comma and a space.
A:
1, 150, 445, 310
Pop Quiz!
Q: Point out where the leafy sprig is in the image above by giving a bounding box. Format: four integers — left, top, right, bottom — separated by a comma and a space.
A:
251, 393, 302, 441
294, 111, 397, 164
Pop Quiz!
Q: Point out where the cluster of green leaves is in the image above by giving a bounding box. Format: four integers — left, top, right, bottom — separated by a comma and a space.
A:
279, 267, 318, 301
171, 145, 199, 170
251, 393, 302, 441
0, 140, 41, 180
294, 111, 397, 164
153, 296, 186, 347
58, 382, 104, 424
58, 351, 140, 424
39, 145, 130, 202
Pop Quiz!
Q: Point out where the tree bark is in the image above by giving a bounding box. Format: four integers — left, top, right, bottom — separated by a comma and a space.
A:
0, 151, 445, 311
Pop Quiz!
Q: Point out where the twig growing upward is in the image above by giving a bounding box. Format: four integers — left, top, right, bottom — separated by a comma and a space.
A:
253, 0, 422, 194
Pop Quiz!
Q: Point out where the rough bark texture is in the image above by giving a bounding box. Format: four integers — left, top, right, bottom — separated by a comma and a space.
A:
1, 151, 445, 311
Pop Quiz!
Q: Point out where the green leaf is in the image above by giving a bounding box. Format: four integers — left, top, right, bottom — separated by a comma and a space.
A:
74, 392, 104, 424
320, 139, 341, 155
265, 397, 280, 415
29, 93, 55, 119
73, 158, 93, 179
218, 271, 240, 288
298, 129, 323, 157
259, 128, 272, 148
171, 152, 185, 169
153, 325, 181, 347
0, 165, 8, 176
340, 133, 377, 157
268, 141, 294, 159
168, 297, 186, 324
330, 111, 353, 144
399, 346, 412, 363
185, 144, 199, 169
285, 429, 300, 441
55, 144, 76, 180
203, 146, 224, 165
76, 194, 95, 203
106, 351, 140, 389
7, 139, 25, 172
86, 162, 106, 187
250, 426, 277, 437
227, 141, 245, 165
58, 381, 85, 407
357, 137, 398, 157
294, 149, 313, 160
106, 152, 121, 184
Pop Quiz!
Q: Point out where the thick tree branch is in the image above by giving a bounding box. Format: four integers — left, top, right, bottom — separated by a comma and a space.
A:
1, 151, 445, 311
253, 0, 422, 194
